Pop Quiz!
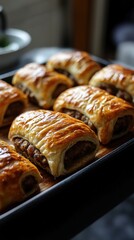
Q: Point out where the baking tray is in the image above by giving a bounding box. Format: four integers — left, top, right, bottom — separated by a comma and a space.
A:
0, 52, 134, 240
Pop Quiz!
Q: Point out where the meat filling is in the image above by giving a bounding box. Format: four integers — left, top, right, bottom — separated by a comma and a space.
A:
16, 83, 69, 105
21, 175, 39, 194
3, 101, 25, 126
16, 84, 38, 106
54, 68, 77, 86
13, 138, 96, 174
99, 83, 132, 103
13, 137, 48, 169
62, 108, 97, 133
113, 115, 133, 136
64, 141, 96, 170
52, 84, 69, 99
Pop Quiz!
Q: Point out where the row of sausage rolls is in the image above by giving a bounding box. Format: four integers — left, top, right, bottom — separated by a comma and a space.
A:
12, 50, 134, 107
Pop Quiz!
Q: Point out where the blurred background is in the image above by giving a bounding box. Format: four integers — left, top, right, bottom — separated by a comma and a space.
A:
0, 0, 134, 239
1, 0, 134, 65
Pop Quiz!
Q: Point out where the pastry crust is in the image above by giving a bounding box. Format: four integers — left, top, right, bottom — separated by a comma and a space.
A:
0, 139, 42, 213
89, 64, 134, 103
8, 109, 99, 177
53, 85, 134, 144
0, 79, 28, 127
46, 50, 101, 85
12, 62, 73, 109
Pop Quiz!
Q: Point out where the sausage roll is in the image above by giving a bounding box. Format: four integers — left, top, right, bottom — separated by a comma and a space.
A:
0, 79, 28, 127
89, 64, 134, 103
46, 50, 101, 85
0, 139, 42, 213
8, 109, 99, 177
12, 62, 73, 109
53, 85, 134, 145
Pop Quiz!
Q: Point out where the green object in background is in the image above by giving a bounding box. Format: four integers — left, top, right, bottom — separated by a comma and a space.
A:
0, 36, 9, 47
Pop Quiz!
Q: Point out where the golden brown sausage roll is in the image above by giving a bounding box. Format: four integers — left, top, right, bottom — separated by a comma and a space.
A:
89, 64, 134, 103
0, 79, 28, 128
53, 85, 134, 145
0, 139, 42, 213
46, 50, 101, 85
8, 109, 99, 177
12, 62, 73, 109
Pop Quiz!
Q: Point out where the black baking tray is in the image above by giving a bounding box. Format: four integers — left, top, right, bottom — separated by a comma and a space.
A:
0, 50, 134, 240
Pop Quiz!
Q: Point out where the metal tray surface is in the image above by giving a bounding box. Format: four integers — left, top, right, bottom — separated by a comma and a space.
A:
0, 51, 134, 240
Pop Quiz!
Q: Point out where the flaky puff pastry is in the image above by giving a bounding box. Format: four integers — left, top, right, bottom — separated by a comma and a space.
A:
46, 50, 101, 85
53, 85, 134, 144
12, 62, 73, 109
89, 64, 134, 103
8, 109, 99, 177
0, 139, 42, 213
0, 79, 28, 127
